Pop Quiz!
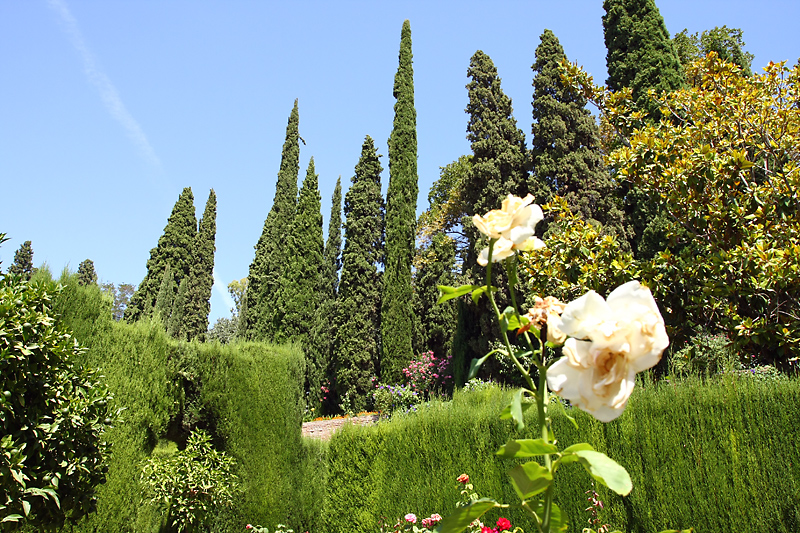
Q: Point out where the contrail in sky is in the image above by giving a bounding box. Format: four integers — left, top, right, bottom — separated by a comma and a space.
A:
48, 0, 162, 170
213, 269, 236, 316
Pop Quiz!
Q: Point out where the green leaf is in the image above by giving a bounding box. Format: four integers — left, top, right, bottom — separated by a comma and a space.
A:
433, 498, 499, 533
531, 500, 568, 532
496, 438, 557, 458
508, 461, 552, 499
1, 515, 23, 523
573, 450, 632, 495
437, 284, 479, 304
562, 443, 594, 453
563, 412, 579, 431
499, 388, 527, 430
21, 500, 30, 517
468, 350, 502, 380
471, 286, 487, 304
499, 399, 533, 426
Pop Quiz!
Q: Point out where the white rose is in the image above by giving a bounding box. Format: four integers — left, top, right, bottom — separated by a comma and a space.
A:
473, 194, 545, 265
546, 281, 669, 422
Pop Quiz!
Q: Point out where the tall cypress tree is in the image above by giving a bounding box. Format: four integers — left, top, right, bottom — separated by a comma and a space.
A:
273, 158, 324, 344
453, 51, 530, 379
382, 20, 419, 382
603, 0, 684, 258
334, 137, 384, 413
309, 177, 343, 412
183, 189, 217, 341
8, 241, 35, 280
603, 0, 684, 114
244, 100, 300, 340
76, 259, 97, 286
531, 29, 627, 243
168, 277, 188, 340
153, 264, 176, 322
126, 188, 197, 322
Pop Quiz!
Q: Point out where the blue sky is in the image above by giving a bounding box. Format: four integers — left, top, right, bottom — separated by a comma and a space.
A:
1, 1, 797, 325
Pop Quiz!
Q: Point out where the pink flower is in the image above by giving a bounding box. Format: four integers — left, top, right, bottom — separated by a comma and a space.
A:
405, 513, 417, 524
245, 526, 253, 530
457, 473, 470, 484
480, 527, 495, 533
496, 518, 512, 531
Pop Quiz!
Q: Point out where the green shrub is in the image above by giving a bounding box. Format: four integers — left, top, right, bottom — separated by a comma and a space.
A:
670, 331, 739, 378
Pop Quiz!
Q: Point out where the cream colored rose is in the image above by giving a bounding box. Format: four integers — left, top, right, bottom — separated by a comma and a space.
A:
525, 296, 567, 344
473, 194, 545, 265
546, 281, 669, 422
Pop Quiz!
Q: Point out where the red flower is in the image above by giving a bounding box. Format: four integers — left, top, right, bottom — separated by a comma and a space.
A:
480, 527, 495, 533
496, 518, 512, 531
457, 473, 470, 484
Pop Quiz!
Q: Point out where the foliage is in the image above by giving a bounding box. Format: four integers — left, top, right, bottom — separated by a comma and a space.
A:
371, 383, 421, 418
530, 29, 626, 245
334, 136, 385, 413
602, 0, 684, 115
416, 155, 471, 258
568, 54, 800, 366
412, 233, 458, 365
273, 158, 324, 345
401, 351, 452, 398
167, 277, 188, 340
141, 430, 239, 533
126, 188, 197, 322
184, 189, 217, 341
309, 177, 343, 411
154, 264, 176, 322
206, 317, 237, 345
0, 253, 118, 528
98, 282, 135, 321
670, 332, 739, 378
382, 19, 419, 383
76, 259, 97, 286
245, 101, 300, 341
7, 241, 36, 280
673, 26, 754, 75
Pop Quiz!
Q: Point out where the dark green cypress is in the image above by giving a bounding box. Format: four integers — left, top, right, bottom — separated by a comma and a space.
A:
153, 264, 176, 322
308, 177, 343, 410
603, 0, 684, 115
273, 158, 324, 345
455, 51, 530, 375
126, 188, 197, 322
412, 233, 458, 364
8, 241, 35, 280
334, 137, 385, 413
531, 29, 627, 243
76, 259, 97, 286
183, 189, 217, 341
168, 277, 188, 340
244, 100, 300, 341
382, 20, 419, 382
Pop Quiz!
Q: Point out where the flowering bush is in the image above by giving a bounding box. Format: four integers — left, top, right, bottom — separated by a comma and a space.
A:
372, 383, 420, 417
402, 351, 453, 397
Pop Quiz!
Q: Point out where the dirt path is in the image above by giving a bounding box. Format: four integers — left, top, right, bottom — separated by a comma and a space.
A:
301, 414, 380, 441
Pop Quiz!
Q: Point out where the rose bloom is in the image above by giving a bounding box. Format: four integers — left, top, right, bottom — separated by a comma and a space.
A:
456, 473, 470, 484
405, 513, 417, 524
496, 518, 512, 532
546, 281, 669, 422
525, 296, 567, 344
473, 194, 545, 266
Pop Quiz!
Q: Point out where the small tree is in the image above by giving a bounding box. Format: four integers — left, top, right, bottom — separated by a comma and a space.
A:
76, 259, 97, 286
1, 233, 118, 528
141, 430, 239, 533
8, 241, 36, 280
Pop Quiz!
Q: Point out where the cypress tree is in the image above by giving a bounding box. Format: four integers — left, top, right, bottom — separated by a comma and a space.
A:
309, 177, 343, 411
273, 158, 324, 344
454, 51, 530, 376
382, 20, 419, 382
244, 101, 300, 340
412, 233, 458, 363
126, 188, 197, 322
168, 277, 188, 340
153, 264, 176, 322
334, 137, 385, 413
183, 189, 217, 341
8, 241, 35, 280
603, 0, 684, 257
76, 259, 97, 286
602, 0, 684, 115
531, 29, 627, 243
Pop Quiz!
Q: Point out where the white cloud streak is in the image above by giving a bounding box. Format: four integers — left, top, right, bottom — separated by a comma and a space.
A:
213, 268, 236, 315
48, 0, 162, 170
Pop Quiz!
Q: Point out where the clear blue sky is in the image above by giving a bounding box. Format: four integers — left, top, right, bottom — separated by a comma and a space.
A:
1, 1, 797, 325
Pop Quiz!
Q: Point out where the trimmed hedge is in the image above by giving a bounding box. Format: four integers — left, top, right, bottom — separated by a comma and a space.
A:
323, 378, 800, 533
